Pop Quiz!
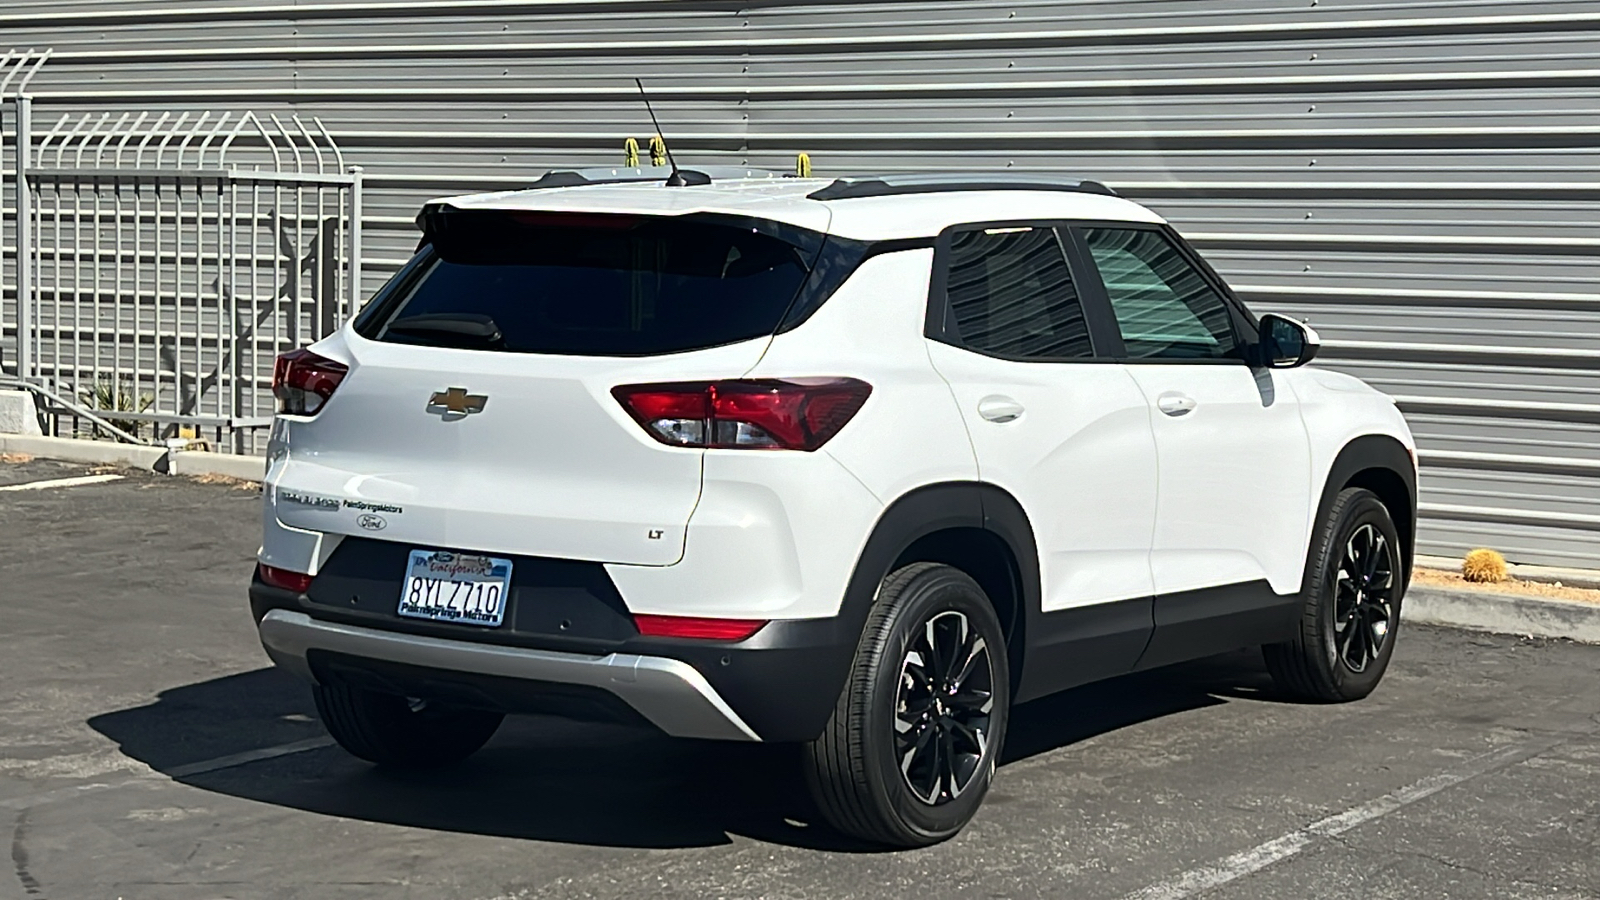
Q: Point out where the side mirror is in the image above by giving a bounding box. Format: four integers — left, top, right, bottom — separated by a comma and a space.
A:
1257, 313, 1320, 368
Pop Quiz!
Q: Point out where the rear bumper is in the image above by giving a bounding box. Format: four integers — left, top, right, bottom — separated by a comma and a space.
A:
250, 555, 865, 742
259, 609, 761, 742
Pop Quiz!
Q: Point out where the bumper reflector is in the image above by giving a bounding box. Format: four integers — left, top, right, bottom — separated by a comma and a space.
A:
258, 563, 314, 593
633, 614, 768, 641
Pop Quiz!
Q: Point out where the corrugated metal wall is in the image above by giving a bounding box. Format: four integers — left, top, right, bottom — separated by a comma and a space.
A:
3, 0, 1598, 567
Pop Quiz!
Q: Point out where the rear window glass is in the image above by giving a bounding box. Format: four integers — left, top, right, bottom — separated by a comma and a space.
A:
361, 212, 815, 356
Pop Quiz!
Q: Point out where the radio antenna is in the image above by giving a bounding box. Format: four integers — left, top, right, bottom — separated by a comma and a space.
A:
634, 78, 688, 187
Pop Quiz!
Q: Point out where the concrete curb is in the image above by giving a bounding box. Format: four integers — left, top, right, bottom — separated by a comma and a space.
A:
167, 449, 266, 480
1, 433, 167, 469
0, 433, 264, 481
1403, 585, 1600, 644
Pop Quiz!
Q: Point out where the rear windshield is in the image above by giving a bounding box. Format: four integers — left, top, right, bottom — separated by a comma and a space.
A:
356, 211, 816, 357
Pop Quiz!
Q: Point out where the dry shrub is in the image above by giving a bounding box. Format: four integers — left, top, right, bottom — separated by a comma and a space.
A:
0, 453, 34, 464
1462, 548, 1509, 583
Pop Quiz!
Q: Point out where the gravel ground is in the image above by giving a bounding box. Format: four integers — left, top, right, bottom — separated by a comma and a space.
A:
1413, 567, 1600, 606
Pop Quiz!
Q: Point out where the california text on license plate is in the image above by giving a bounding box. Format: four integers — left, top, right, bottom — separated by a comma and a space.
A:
397, 549, 513, 627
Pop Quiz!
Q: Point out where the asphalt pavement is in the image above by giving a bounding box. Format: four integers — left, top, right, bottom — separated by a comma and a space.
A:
1, 457, 1597, 900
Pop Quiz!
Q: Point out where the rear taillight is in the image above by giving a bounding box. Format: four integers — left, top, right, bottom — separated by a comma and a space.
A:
258, 563, 314, 593
272, 348, 348, 416
612, 378, 871, 451
634, 614, 768, 641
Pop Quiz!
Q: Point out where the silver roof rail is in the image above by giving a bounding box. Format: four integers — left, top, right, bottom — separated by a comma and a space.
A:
807, 173, 1117, 201
523, 165, 790, 190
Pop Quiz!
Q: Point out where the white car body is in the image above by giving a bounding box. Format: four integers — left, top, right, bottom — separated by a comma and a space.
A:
252, 170, 1417, 748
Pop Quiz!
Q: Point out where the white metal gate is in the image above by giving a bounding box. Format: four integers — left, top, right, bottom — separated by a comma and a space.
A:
3, 49, 363, 453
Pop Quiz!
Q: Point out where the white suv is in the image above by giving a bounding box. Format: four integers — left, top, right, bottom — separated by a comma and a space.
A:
251, 169, 1417, 847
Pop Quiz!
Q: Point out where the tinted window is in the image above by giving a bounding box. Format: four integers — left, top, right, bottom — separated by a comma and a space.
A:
365, 212, 813, 357
945, 227, 1092, 359
1082, 228, 1237, 360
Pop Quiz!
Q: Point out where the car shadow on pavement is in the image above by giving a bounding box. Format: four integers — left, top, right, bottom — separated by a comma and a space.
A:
87, 649, 1275, 852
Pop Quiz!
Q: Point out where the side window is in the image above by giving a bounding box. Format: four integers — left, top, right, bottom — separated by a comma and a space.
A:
1081, 228, 1238, 360
944, 226, 1093, 360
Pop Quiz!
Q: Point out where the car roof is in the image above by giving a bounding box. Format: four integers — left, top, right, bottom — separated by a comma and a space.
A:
428, 170, 1167, 242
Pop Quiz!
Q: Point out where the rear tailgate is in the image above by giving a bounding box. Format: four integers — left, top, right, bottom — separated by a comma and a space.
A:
271, 334, 770, 565
268, 208, 829, 566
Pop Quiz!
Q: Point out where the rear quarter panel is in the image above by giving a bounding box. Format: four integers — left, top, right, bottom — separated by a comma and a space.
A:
749, 247, 977, 505
606, 248, 978, 621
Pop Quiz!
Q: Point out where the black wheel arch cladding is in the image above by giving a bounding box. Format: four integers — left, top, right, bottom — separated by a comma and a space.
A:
1311, 434, 1417, 590
833, 482, 1037, 700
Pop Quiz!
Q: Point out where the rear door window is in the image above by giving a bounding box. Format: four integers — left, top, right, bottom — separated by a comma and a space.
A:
359, 212, 815, 357
942, 226, 1094, 360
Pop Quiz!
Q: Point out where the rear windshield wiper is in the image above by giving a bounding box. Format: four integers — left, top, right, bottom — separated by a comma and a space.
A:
384, 313, 504, 348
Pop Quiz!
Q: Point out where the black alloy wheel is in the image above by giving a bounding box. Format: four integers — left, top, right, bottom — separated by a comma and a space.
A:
1265, 487, 1407, 702
894, 609, 996, 806
1333, 522, 1396, 674
805, 562, 1010, 847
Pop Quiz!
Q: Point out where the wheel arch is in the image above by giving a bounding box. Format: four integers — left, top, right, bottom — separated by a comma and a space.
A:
1315, 434, 1418, 584
840, 481, 1041, 693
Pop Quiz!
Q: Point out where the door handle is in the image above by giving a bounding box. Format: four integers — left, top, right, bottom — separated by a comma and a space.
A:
977, 395, 1025, 423
1156, 392, 1197, 417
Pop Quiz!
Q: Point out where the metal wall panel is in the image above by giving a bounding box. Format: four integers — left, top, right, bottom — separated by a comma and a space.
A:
3, 0, 1598, 566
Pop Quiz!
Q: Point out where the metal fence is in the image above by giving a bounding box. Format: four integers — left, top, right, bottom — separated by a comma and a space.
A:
2, 49, 363, 453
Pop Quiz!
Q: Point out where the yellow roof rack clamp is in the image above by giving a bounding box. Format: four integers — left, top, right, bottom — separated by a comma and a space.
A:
649, 135, 668, 167
624, 137, 640, 168
796, 152, 812, 178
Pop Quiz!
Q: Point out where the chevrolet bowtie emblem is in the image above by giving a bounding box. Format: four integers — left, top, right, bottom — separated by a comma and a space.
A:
428, 387, 488, 416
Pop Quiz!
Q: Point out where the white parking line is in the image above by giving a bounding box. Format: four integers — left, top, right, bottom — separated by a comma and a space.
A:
0, 736, 335, 812
166, 736, 335, 778
1122, 734, 1567, 900
0, 474, 124, 492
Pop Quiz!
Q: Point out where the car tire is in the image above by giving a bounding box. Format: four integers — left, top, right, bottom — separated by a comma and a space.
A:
313, 683, 504, 768
1264, 487, 1405, 702
803, 562, 1010, 848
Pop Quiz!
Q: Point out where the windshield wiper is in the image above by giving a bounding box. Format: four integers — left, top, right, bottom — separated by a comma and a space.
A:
385, 313, 504, 348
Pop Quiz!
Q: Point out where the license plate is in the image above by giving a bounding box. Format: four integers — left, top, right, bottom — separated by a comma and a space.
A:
397, 549, 513, 627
